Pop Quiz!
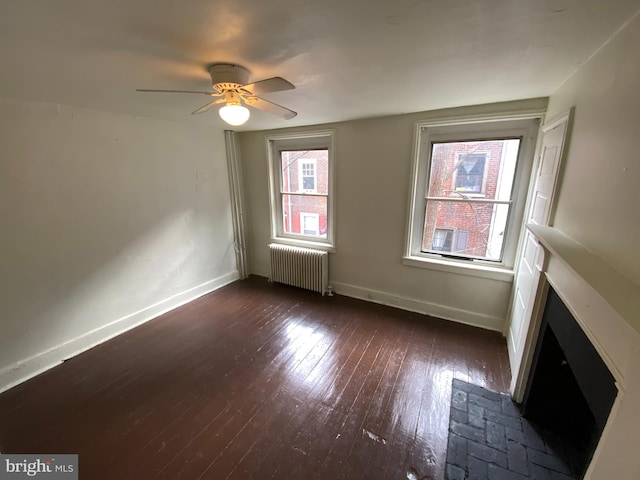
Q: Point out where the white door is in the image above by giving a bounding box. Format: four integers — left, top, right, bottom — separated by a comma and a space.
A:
508, 110, 572, 400
528, 114, 571, 226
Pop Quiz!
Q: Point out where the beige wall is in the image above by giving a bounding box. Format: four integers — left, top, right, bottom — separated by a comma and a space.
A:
546, 11, 640, 286
238, 99, 547, 331
0, 98, 237, 391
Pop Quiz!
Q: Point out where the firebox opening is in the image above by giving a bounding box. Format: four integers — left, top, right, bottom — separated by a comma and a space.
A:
522, 287, 618, 478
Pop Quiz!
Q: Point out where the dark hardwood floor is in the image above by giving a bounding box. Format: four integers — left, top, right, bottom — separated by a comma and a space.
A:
0, 276, 510, 479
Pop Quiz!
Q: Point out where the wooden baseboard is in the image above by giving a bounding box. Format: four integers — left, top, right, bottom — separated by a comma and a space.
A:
0, 271, 240, 393
331, 281, 505, 332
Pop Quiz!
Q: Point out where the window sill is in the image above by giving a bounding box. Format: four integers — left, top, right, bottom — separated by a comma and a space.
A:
402, 255, 514, 282
271, 237, 336, 253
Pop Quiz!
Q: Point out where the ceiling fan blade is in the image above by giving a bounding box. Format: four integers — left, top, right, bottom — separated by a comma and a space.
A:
240, 77, 295, 96
136, 89, 218, 96
191, 98, 226, 115
246, 96, 297, 120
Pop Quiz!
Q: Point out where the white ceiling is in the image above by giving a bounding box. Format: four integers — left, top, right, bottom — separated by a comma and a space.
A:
1, 0, 639, 131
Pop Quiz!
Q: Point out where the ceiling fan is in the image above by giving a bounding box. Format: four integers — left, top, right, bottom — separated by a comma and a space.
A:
137, 63, 297, 126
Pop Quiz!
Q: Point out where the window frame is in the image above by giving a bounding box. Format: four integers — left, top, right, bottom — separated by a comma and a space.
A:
266, 130, 336, 251
404, 115, 541, 278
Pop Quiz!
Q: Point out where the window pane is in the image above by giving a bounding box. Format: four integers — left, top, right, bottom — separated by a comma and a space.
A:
301, 160, 316, 191
282, 194, 328, 238
281, 149, 329, 195
301, 213, 319, 235
432, 229, 453, 251
455, 154, 486, 193
455, 230, 469, 252
302, 176, 315, 190
428, 139, 521, 200
422, 200, 510, 261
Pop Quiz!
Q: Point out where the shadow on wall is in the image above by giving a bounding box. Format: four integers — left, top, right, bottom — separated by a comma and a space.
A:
0, 99, 236, 374
2, 204, 236, 371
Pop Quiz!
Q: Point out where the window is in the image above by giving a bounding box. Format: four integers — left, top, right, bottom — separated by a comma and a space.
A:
432, 228, 453, 251
455, 230, 469, 252
405, 116, 539, 271
431, 229, 469, 253
423, 139, 520, 260
301, 212, 319, 235
267, 131, 335, 249
299, 159, 317, 192
454, 153, 487, 194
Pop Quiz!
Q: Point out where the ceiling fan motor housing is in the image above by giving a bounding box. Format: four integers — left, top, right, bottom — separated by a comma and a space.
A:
209, 64, 250, 93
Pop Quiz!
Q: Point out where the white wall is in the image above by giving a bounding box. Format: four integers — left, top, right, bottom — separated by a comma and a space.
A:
0, 98, 238, 392
546, 10, 640, 286
238, 99, 547, 331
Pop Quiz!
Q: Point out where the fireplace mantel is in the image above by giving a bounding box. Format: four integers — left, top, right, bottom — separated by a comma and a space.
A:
528, 224, 640, 383
511, 224, 640, 479
528, 225, 640, 332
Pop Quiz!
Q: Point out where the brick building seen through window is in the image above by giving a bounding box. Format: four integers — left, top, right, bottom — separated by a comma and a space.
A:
281, 149, 329, 238
423, 139, 520, 261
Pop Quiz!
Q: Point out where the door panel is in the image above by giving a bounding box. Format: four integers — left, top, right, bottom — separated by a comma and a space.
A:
508, 111, 572, 399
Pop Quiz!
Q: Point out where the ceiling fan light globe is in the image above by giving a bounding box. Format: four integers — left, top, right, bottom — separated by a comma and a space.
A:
219, 105, 250, 126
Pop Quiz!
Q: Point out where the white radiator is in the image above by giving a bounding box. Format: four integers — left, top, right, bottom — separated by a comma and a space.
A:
269, 243, 330, 295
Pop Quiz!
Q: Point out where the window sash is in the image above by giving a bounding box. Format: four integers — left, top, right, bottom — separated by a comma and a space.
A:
267, 131, 336, 249
425, 197, 512, 205
422, 196, 513, 262
280, 191, 328, 198
404, 115, 541, 269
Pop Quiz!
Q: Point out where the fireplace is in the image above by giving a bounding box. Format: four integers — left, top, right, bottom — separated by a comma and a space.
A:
507, 225, 640, 479
522, 287, 617, 477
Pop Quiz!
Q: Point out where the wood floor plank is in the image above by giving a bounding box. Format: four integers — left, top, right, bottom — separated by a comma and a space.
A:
237, 314, 359, 477
0, 276, 510, 479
